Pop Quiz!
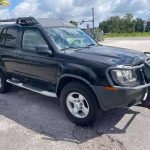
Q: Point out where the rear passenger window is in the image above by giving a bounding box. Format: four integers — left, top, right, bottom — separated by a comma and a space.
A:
0, 29, 7, 47
0, 28, 2, 34
0, 28, 18, 49
5, 29, 18, 49
22, 30, 48, 52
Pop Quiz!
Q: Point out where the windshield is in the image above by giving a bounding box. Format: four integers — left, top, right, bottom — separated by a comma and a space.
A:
45, 27, 97, 51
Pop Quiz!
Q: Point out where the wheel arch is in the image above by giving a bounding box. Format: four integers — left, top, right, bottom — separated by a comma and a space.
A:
56, 74, 101, 108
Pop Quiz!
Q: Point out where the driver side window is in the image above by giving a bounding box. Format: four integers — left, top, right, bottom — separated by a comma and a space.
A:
22, 30, 48, 53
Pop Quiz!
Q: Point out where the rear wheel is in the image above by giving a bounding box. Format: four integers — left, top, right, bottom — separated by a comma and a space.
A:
0, 71, 12, 93
60, 82, 100, 126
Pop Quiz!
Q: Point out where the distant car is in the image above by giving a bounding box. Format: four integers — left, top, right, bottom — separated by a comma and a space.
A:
0, 17, 150, 126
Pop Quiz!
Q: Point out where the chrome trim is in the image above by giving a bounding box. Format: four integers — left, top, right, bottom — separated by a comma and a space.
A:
144, 52, 150, 55
105, 63, 150, 90
7, 79, 57, 98
66, 92, 89, 118
145, 57, 150, 67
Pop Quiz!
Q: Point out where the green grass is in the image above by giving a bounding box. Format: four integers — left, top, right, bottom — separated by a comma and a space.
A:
104, 32, 150, 38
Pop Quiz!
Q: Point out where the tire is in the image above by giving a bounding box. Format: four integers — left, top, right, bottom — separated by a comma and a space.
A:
141, 87, 150, 108
60, 81, 100, 126
0, 71, 12, 93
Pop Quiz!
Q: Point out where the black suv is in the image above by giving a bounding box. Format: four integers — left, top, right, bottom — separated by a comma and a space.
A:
0, 17, 150, 126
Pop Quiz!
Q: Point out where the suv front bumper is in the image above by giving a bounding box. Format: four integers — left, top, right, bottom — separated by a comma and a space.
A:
93, 56, 150, 110
92, 85, 146, 110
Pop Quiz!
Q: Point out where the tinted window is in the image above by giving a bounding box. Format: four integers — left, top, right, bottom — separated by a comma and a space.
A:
0, 28, 18, 49
0, 28, 3, 34
22, 30, 48, 52
5, 29, 18, 49
45, 27, 97, 51
0, 29, 7, 47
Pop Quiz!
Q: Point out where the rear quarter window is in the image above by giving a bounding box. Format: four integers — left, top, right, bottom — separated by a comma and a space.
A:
0, 28, 3, 34
0, 27, 18, 49
0, 28, 6, 47
5, 28, 18, 49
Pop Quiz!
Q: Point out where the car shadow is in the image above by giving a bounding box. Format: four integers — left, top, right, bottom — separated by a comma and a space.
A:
0, 86, 140, 144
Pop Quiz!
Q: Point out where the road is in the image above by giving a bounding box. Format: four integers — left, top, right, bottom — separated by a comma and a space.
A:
102, 37, 150, 52
0, 38, 150, 150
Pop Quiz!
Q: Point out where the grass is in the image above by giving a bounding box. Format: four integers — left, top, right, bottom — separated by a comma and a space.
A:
104, 32, 150, 38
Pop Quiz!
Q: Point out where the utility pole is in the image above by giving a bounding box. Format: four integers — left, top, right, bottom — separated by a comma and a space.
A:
81, 7, 95, 39
49, 12, 51, 19
92, 7, 95, 38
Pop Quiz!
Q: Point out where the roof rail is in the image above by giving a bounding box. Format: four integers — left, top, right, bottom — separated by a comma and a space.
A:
0, 17, 39, 26
16, 17, 39, 25
0, 18, 16, 23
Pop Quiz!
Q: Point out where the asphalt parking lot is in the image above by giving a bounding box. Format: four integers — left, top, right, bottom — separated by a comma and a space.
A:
1, 38, 150, 150
102, 37, 150, 52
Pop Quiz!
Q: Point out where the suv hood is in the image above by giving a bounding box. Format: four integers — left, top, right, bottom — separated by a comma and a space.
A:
64, 46, 146, 66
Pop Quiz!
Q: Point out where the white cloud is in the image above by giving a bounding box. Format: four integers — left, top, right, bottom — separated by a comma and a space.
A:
0, 0, 150, 26
0, 8, 10, 18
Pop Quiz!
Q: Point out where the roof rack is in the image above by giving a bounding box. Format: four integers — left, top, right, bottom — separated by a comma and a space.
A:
0, 17, 39, 26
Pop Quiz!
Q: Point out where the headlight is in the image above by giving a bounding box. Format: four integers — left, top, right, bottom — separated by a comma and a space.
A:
111, 66, 137, 86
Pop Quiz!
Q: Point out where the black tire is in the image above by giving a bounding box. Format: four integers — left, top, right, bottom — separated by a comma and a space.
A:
141, 87, 150, 108
0, 71, 12, 93
60, 81, 100, 126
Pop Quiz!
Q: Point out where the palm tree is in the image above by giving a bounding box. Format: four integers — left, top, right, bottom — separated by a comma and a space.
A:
0, 0, 10, 6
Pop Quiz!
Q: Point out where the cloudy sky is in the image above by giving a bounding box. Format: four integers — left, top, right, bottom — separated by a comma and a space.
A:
0, 0, 150, 27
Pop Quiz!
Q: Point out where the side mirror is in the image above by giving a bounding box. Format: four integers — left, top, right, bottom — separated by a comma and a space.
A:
36, 45, 52, 55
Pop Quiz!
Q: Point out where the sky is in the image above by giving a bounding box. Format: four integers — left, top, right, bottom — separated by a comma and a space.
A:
0, 0, 150, 27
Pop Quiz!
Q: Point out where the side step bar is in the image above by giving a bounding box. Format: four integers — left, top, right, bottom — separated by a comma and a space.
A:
7, 79, 57, 98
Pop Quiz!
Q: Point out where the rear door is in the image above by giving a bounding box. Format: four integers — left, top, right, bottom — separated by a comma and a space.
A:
0, 26, 19, 74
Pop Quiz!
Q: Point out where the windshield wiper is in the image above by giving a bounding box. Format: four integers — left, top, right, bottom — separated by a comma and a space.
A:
86, 43, 102, 47
60, 47, 83, 51
87, 43, 96, 47
60, 44, 98, 51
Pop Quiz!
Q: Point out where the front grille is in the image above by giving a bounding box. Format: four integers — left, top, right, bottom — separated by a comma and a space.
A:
145, 57, 150, 67
142, 57, 150, 82
135, 69, 144, 84
143, 65, 150, 82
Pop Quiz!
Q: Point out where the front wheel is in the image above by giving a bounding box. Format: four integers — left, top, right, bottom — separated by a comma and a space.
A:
60, 82, 100, 126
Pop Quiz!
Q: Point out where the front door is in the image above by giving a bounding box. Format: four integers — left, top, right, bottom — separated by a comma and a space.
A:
16, 28, 58, 91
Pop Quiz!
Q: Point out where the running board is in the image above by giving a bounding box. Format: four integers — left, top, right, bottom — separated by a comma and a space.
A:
7, 79, 57, 98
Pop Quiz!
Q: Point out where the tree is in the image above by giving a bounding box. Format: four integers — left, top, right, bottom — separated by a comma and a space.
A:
0, 0, 10, 6
123, 13, 135, 33
123, 13, 133, 22
108, 16, 123, 33
99, 13, 139, 33
99, 16, 124, 33
135, 18, 143, 32
146, 21, 150, 32
99, 21, 109, 33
